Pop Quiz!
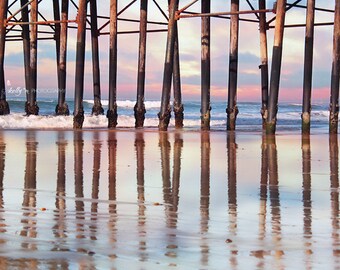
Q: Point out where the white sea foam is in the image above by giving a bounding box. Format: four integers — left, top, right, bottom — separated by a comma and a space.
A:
0, 113, 208, 129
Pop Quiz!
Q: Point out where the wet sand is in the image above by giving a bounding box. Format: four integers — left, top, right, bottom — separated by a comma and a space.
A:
0, 129, 338, 269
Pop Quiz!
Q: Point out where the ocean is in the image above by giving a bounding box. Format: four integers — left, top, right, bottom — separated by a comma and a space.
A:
0, 98, 331, 131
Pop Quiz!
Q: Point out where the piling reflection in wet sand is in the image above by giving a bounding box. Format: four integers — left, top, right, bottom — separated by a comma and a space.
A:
329, 135, 340, 262
107, 131, 117, 260
0, 131, 6, 269
267, 135, 283, 267
200, 131, 210, 267
53, 131, 68, 251
0, 131, 6, 234
159, 132, 182, 261
135, 131, 147, 262
252, 134, 282, 267
90, 132, 102, 241
227, 131, 238, 268
0, 130, 338, 268
74, 131, 85, 241
251, 133, 269, 266
302, 134, 313, 266
21, 131, 38, 251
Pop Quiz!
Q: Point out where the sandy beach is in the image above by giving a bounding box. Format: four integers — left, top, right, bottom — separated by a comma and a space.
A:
0, 128, 338, 269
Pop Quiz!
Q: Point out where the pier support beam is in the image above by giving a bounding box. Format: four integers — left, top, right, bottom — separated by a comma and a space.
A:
73, 0, 87, 128
301, 0, 315, 134
266, 0, 287, 134
259, 0, 268, 129
90, 0, 104, 116
173, 20, 184, 129
0, 0, 10, 115
329, 0, 340, 134
201, 0, 211, 130
227, 0, 239, 131
134, 0, 148, 128
56, 0, 69, 115
107, 0, 118, 128
26, 0, 39, 115
158, 0, 178, 131
21, 0, 30, 104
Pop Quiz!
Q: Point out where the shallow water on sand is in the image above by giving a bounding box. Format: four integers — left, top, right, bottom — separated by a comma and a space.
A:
0, 129, 338, 269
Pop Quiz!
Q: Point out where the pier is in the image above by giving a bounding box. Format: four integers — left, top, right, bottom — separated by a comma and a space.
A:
0, 0, 339, 134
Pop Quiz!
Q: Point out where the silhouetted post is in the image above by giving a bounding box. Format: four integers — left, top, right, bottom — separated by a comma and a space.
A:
266, 0, 286, 134
21, 0, 30, 102
56, 0, 70, 115
302, 0, 315, 134
173, 23, 184, 129
90, 0, 104, 116
329, 0, 340, 134
158, 0, 179, 131
259, 0, 268, 129
134, 0, 148, 128
227, 0, 239, 131
26, 0, 39, 115
0, 0, 9, 114
201, 0, 211, 130
53, 0, 61, 84
107, 0, 118, 128
73, 0, 87, 128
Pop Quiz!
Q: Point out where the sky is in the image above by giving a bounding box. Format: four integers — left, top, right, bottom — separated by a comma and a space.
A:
3, 0, 337, 103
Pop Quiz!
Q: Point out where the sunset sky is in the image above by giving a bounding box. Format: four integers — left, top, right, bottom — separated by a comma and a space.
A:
4, 0, 337, 103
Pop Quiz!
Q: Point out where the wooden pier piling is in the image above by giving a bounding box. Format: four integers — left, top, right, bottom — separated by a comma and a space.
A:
201, 0, 211, 130
26, 0, 39, 115
158, 0, 178, 131
20, 0, 31, 107
266, 0, 286, 135
0, 1, 337, 132
227, 0, 239, 131
134, 0, 148, 128
107, 0, 118, 128
301, 0, 315, 134
173, 22, 184, 129
259, 0, 269, 129
73, 0, 87, 128
56, 0, 70, 115
0, 0, 9, 115
90, 0, 104, 116
329, 0, 340, 134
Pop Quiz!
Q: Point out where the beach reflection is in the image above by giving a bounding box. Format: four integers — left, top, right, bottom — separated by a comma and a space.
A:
227, 131, 238, 268
330, 135, 340, 263
0, 130, 337, 269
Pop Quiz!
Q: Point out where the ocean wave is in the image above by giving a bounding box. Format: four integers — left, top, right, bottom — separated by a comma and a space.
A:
83, 99, 163, 109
